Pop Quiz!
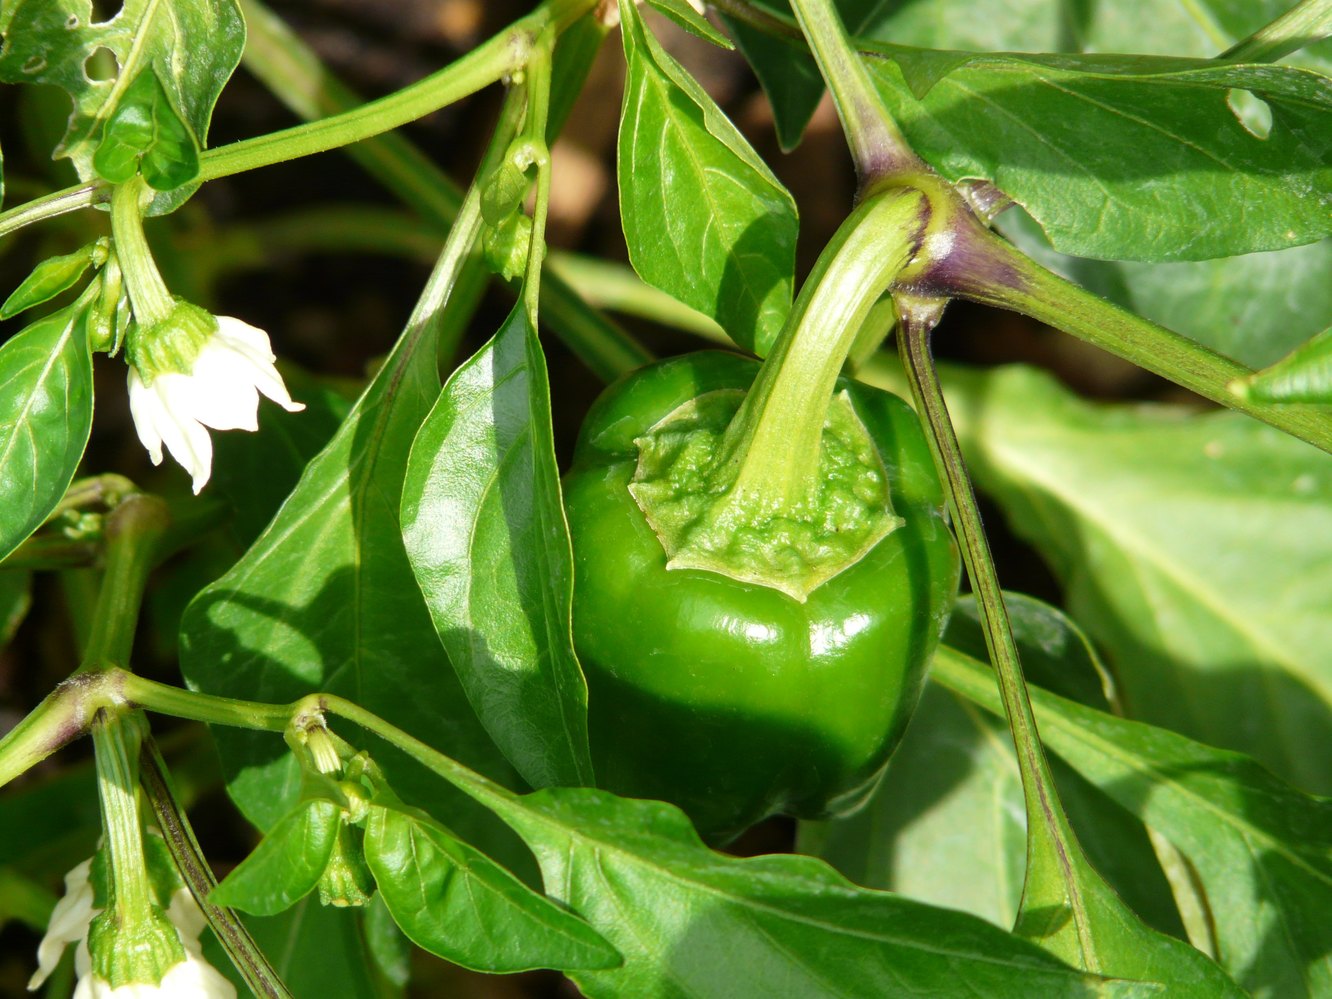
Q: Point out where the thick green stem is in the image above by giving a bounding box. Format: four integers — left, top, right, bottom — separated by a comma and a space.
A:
0, 182, 100, 242
520, 31, 556, 327
76, 495, 170, 675
109, 180, 173, 326
895, 309, 1095, 963
1219, 0, 1332, 62
92, 714, 155, 925
787, 0, 923, 187
720, 188, 926, 513
943, 229, 1332, 455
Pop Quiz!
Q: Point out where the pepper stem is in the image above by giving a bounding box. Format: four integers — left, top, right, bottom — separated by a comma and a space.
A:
109, 178, 174, 327
717, 187, 927, 517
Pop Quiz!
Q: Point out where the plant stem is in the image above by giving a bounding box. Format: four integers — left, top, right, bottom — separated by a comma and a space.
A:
75, 495, 170, 674
521, 31, 557, 327
1219, 0, 1332, 62
109, 180, 174, 326
239, 0, 651, 381
92, 714, 156, 926
720, 188, 926, 512
120, 672, 291, 731
942, 229, 1332, 455
894, 307, 1095, 965
199, 0, 592, 185
786, 0, 923, 187
139, 739, 293, 999
0, 182, 100, 242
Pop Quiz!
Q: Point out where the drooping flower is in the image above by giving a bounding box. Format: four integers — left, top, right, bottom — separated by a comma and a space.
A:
126, 302, 304, 494
30, 858, 235, 998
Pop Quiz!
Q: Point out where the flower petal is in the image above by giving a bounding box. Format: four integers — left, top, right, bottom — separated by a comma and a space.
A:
127, 370, 165, 467
180, 346, 260, 432
29, 859, 97, 990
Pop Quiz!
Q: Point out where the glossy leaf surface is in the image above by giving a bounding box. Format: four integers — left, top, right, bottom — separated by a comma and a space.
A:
1237, 327, 1332, 403
867, 49, 1332, 260
401, 305, 593, 790
0, 301, 93, 563
0, 242, 99, 320
210, 798, 340, 916
363, 802, 620, 973
618, 0, 797, 355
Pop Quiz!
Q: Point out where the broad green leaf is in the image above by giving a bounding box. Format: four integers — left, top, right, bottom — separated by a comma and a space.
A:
210, 798, 341, 916
722, 18, 824, 150
0, 0, 243, 200
865, 50, 1332, 260
1235, 327, 1332, 403
401, 304, 594, 789
364, 803, 619, 973
483, 788, 1155, 997
0, 241, 99, 319
178, 260, 524, 863
618, 0, 797, 355
0, 300, 93, 563
937, 363, 1332, 794
91, 67, 199, 190
645, 0, 734, 50
934, 645, 1332, 998
998, 208, 1332, 368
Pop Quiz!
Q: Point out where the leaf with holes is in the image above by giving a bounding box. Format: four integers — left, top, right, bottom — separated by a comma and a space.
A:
0, 0, 243, 202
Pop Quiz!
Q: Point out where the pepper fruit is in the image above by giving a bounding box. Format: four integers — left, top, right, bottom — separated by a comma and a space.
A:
564, 350, 960, 841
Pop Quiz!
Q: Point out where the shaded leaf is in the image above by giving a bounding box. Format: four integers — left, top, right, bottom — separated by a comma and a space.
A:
210, 798, 341, 916
365, 802, 619, 973
938, 363, 1332, 794
618, 0, 797, 355
401, 304, 594, 789
91, 67, 199, 190
645, 0, 734, 50
934, 644, 1332, 998
0, 299, 93, 563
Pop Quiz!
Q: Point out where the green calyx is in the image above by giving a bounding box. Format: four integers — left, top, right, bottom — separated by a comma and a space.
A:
630, 389, 903, 601
125, 300, 218, 383
87, 903, 188, 988
628, 186, 927, 601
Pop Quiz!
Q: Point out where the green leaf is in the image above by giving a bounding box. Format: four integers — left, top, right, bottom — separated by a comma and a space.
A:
1234, 326, 1332, 403
401, 304, 593, 790
934, 645, 1332, 998
363, 802, 619, 973
618, 0, 797, 355
178, 265, 524, 862
0, 241, 99, 320
210, 798, 341, 916
0, 299, 93, 564
865, 49, 1332, 260
482, 788, 1155, 998
0, 0, 244, 200
939, 363, 1332, 794
722, 19, 823, 150
998, 209, 1332, 368
645, 0, 734, 50
91, 67, 200, 190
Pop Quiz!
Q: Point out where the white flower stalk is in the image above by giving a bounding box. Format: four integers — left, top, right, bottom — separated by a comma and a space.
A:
127, 303, 304, 494
30, 859, 235, 999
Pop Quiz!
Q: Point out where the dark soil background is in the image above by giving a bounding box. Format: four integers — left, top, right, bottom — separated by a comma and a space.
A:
0, 1, 1181, 995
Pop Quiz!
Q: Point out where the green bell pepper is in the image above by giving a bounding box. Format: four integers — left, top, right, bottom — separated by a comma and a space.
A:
564, 350, 960, 841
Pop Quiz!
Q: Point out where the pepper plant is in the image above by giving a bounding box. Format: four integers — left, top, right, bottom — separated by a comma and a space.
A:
0, 0, 1330, 995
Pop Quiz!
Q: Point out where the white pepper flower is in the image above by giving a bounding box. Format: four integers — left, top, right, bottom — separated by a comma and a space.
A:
30, 859, 235, 998
126, 303, 304, 494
